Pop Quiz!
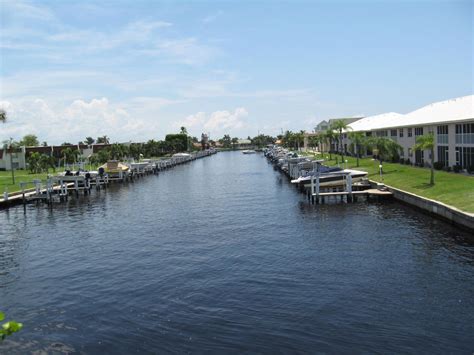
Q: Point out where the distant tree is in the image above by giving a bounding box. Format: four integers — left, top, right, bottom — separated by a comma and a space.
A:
96, 136, 110, 144
61, 142, 73, 146
96, 149, 112, 164
221, 134, 231, 149
61, 147, 80, 164
85, 137, 95, 145
367, 137, 402, 172
27, 152, 41, 173
348, 131, 366, 167
19, 134, 39, 147
110, 143, 128, 160
283, 130, 294, 149
251, 134, 275, 148
413, 132, 435, 185
231, 137, 239, 150
0, 109, 6, 123
42, 141, 48, 147
296, 130, 305, 150
180, 126, 188, 135
330, 119, 351, 163
323, 129, 336, 160
165, 134, 187, 152
307, 135, 320, 151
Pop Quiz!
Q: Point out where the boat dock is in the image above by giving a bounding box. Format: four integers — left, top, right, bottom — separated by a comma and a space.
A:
264, 147, 393, 204
0, 149, 217, 208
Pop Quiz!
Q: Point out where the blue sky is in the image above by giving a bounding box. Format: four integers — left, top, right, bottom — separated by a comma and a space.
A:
0, 0, 472, 144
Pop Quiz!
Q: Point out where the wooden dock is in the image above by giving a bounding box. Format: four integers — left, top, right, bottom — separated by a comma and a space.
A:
0, 149, 217, 209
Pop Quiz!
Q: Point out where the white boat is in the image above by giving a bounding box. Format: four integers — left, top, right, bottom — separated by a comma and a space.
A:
242, 150, 256, 154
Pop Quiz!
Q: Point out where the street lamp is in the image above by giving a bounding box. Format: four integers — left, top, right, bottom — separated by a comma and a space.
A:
379, 164, 383, 182
345, 159, 348, 169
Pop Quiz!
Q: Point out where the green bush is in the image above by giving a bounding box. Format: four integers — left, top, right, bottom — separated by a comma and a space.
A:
433, 161, 444, 170
0, 311, 22, 341
453, 164, 462, 173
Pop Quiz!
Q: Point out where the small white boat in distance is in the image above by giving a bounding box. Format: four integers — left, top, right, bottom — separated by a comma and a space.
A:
242, 150, 256, 154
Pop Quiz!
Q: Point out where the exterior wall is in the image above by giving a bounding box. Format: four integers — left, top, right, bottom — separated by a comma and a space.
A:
0, 147, 27, 170
342, 119, 474, 168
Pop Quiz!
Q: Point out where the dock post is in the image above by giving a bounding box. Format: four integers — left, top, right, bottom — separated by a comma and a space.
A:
74, 179, 79, 197
20, 183, 26, 205
346, 174, 353, 203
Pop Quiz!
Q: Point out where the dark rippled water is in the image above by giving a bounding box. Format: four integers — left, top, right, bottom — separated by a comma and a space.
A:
1, 151, 473, 353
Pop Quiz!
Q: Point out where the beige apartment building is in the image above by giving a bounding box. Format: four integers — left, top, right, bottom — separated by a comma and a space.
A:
320, 95, 473, 169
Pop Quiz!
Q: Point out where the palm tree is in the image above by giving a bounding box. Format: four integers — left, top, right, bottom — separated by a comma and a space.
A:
330, 119, 351, 163
413, 132, 435, 185
0, 109, 6, 123
231, 137, 239, 150
367, 136, 402, 173
96, 135, 110, 144
297, 130, 306, 151
323, 129, 336, 160
348, 131, 366, 167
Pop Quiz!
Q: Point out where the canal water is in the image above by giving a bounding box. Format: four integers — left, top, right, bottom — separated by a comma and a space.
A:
1, 151, 473, 353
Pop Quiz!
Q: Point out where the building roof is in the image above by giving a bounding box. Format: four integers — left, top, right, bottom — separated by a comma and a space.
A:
237, 139, 252, 144
348, 95, 474, 132
396, 95, 474, 128
348, 112, 404, 131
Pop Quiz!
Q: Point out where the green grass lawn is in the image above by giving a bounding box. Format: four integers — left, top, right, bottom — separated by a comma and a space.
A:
0, 170, 51, 194
0, 164, 100, 195
312, 153, 474, 213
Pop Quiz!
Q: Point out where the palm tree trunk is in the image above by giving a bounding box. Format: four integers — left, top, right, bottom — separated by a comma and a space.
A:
339, 131, 344, 163
430, 148, 435, 185
356, 144, 360, 167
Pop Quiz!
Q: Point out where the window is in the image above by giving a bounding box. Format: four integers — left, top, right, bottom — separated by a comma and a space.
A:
391, 129, 397, 137
437, 146, 449, 167
376, 130, 388, 137
437, 125, 448, 145
437, 125, 448, 135
456, 123, 474, 144
408, 148, 413, 157
456, 146, 474, 169
415, 149, 424, 165
408, 128, 413, 137
399, 129, 404, 138
414, 127, 424, 136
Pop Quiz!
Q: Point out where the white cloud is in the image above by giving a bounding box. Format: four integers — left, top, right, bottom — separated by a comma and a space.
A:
0, 97, 176, 144
202, 10, 224, 24
2, 0, 56, 21
175, 107, 249, 136
179, 112, 206, 128
204, 107, 248, 131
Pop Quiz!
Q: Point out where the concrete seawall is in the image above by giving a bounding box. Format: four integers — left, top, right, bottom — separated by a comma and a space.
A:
380, 183, 474, 232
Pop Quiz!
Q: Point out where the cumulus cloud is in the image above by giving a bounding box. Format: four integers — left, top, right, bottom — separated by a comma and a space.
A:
204, 107, 248, 131
175, 107, 249, 136
0, 97, 160, 144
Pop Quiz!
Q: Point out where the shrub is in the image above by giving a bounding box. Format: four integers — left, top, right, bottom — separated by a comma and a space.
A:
433, 161, 444, 170
467, 165, 474, 174
443, 166, 452, 172
453, 164, 462, 173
